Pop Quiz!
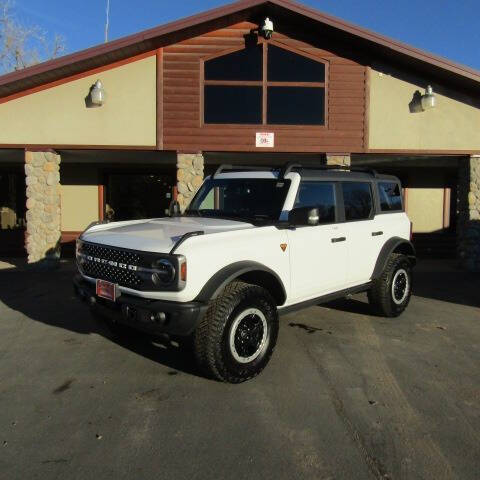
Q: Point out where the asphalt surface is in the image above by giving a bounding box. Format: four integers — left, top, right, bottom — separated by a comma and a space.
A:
0, 260, 479, 480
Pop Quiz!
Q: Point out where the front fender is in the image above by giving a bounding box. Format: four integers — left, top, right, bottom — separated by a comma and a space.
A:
194, 261, 287, 305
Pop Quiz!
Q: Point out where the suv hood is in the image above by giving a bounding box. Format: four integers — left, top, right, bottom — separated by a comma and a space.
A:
80, 217, 253, 253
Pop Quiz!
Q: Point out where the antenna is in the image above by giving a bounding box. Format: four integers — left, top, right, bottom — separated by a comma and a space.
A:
105, 0, 110, 43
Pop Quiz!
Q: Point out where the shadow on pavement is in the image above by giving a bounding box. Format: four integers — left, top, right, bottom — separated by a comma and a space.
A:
0, 258, 478, 377
411, 260, 479, 308
0, 262, 202, 378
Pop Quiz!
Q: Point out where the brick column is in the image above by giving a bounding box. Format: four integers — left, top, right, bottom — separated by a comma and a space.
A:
457, 155, 480, 271
176, 153, 204, 212
326, 154, 351, 167
25, 150, 61, 267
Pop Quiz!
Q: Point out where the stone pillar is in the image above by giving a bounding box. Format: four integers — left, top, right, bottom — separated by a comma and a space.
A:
457, 155, 480, 272
25, 150, 62, 267
176, 152, 204, 212
326, 153, 351, 167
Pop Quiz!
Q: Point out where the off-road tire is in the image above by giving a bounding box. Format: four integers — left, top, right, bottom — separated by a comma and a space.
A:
368, 253, 412, 317
194, 281, 279, 383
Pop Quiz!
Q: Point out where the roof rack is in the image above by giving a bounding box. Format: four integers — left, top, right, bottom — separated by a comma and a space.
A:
211, 162, 379, 180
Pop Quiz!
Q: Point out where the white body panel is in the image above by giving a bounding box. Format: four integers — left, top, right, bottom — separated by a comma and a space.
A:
286, 223, 347, 303
78, 171, 412, 307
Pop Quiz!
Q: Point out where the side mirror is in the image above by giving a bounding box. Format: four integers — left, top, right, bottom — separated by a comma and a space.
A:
168, 200, 181, 217
288, 207, 320, 226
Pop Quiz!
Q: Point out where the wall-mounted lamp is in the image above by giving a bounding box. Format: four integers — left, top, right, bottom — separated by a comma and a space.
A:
421, 85, 436, 110
261, 17, 274, 39
90, 80, 106, 106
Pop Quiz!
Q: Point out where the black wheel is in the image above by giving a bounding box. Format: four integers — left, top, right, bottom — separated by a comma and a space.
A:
368, 253, 412, 317
194, 281, 279, 383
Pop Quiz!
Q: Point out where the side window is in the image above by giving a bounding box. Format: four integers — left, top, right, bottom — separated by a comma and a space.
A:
341, 182, 373, 221
378, 182, 402, 211
294, 181, 336, 224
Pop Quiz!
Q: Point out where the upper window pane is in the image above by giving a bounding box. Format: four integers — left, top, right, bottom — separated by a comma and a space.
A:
267, 87, 325, 125
204, 86, 262, 124
268, 45, 325, 82
294, 181, 336, 223
204, 45, 263, 81
342, 182, 373, 221
378, 182, 402, 211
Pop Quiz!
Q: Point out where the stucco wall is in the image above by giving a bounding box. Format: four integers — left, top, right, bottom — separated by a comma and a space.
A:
369, 69, 480, 151
61, 185, 98, 231
407, 188, 445, 233
0, 55, 156, 146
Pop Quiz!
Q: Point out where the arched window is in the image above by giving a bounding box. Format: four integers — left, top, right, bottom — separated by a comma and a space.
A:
203, 43, 327, 126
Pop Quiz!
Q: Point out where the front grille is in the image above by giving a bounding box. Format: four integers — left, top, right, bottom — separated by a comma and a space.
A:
79, 242, 143, 289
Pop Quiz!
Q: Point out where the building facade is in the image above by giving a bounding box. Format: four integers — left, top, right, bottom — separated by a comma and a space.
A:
0, 0, 479, 269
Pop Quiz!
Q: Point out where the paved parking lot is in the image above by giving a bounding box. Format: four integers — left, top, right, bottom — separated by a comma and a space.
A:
0, 260, 479, 480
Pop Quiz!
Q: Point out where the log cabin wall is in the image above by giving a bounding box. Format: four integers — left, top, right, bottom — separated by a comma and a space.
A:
162, 21, 367, 153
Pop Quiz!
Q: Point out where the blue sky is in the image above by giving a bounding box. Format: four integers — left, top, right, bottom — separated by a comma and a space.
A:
14, 0, 480, 70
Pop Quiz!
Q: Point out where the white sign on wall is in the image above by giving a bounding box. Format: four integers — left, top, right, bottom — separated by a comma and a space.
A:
256, 132, 274, 148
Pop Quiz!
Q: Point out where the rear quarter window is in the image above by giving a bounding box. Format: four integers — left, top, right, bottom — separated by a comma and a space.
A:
378, 182, 403, 211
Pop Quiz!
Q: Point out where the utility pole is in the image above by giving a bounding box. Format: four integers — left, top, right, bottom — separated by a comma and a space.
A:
105, 0, 110, 43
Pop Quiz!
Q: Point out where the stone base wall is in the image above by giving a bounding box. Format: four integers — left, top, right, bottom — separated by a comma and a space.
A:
25, 151, 61, 266
457, 155, 480, 272
176, 153, 204, 212
326, 154, 351, 167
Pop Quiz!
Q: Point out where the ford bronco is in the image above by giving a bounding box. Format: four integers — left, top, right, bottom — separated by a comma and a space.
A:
74, 163, 415, 383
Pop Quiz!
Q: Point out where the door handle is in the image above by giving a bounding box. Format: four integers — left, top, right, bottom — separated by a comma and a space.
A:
371, 231, 383, 236
331, 236, 346, 243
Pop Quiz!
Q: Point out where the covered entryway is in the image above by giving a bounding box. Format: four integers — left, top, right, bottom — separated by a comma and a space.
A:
0, 150, 26, 257
353, 155, 462, 258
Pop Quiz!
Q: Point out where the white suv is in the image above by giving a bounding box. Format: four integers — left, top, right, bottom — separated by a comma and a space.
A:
74, 163, 415, 383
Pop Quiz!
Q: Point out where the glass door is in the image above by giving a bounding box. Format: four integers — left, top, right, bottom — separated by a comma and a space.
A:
105, 173, 174, 222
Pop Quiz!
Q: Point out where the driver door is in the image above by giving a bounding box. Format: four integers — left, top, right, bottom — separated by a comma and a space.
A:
286, 181, 347, 304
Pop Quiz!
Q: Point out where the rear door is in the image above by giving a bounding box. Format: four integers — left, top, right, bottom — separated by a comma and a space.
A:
339, 181, 379, 285
286, 181, 348, 303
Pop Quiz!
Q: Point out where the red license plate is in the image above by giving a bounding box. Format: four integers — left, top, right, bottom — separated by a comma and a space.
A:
96, 279, 116, 302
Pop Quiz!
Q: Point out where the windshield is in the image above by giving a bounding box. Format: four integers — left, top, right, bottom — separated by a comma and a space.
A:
187, 178, 291, 222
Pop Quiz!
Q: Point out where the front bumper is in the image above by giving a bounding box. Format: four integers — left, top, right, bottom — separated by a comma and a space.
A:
73, 274, 208, 336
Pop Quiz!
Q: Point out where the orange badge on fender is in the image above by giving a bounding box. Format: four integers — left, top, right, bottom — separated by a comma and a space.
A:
280, 243, 287, 252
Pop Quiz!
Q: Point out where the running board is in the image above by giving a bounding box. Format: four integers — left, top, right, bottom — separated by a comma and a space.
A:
279, 282, 372, 316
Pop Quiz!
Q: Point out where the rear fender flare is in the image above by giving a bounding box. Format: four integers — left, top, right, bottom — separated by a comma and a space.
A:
371, 237, 416, 279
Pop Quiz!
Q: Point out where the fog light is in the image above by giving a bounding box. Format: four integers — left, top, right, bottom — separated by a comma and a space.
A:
149, 311, 167, 324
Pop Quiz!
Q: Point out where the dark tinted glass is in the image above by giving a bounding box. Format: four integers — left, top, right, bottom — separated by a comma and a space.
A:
267, 87, 325, 125
294, 181, 336, 223
378, 182, 402, 211
204, 86, 262, 124
204, 45, 263, 81
189, 179, 291, 221
268, 45, 325, 82
342, 182, 373, 221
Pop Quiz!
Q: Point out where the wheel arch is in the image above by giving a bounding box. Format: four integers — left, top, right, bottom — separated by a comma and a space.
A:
371, 237, 416, 280
195, 261, 287, 306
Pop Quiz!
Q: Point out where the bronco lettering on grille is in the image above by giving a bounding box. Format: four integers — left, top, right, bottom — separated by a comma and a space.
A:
85, 255, 138, 271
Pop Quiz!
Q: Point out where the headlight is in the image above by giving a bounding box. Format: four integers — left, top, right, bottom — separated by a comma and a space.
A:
151, 259, 176, 285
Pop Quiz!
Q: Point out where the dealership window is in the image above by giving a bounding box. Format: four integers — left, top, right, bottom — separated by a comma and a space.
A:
203, 43, 327, 125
